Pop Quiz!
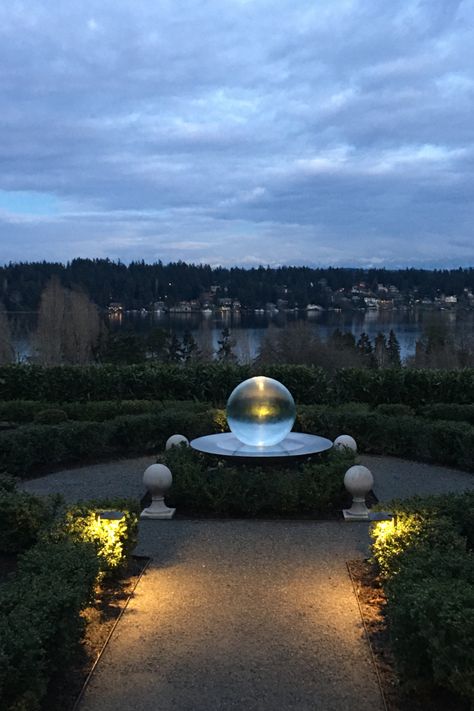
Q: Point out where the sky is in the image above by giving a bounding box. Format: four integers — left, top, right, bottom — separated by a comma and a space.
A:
0, 0, 473, 269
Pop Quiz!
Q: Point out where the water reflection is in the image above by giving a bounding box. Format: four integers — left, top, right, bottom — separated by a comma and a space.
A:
8, 307, 474, 363
107, 308, 469, 361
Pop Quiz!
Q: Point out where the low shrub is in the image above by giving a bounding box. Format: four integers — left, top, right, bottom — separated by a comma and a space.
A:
0, 538, 99, 711
163, 445, 355, 516
3, 398, 474, 475
0, 405, 223, 476
376, 403, 414, 417
0, 487, 139, 710
298, 405, 474, 471
420, 402, 474, 425
33, 408, 69, 425
0, 487, 62, 553
62, 501, 139, 575
0, 399, 211, 424
0, 400, 45, 423
370, 494, 474, 705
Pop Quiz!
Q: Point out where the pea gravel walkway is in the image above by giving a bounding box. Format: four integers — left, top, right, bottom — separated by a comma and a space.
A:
21, 454, 474, 711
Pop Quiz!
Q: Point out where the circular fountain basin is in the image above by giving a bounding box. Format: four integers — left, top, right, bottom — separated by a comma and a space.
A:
190, 432, 333, 461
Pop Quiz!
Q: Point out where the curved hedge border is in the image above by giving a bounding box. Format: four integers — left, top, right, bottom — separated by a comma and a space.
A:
0, 405, 224, 476
1, 364, 474, 406
2, 400, 474, 477
298, 405, 474, 471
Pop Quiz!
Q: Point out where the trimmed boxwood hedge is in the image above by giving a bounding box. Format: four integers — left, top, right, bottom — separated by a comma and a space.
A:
370, 493, 474, 705
0, 404, 225, 476
420, 402, 474, 426
0, 537, 99, 711
0, 398, 212, 425
1, 364, 474, 406
2, 399, 474, 476
298, 404, 474, 471
0, 481, 139, 711
163, 445, 355, 517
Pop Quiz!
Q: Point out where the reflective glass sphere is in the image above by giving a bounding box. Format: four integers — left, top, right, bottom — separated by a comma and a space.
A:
226, 376, 296, 447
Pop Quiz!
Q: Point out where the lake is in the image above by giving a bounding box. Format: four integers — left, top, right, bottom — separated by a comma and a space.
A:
107, 307, 468, 362
9, 306, 472, 363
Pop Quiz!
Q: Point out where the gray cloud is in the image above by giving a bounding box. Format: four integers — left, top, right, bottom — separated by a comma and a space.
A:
0, 0, 473, 267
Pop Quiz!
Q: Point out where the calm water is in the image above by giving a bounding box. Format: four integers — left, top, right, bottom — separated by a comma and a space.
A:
108, 307, 469, 362
10, 307, 472, 363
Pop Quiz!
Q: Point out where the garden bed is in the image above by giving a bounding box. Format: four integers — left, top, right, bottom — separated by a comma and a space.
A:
349, 559, 469, 711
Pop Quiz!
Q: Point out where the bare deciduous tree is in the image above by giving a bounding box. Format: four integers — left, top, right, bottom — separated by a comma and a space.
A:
63, 288, 101, 364
34, 277, 100, 365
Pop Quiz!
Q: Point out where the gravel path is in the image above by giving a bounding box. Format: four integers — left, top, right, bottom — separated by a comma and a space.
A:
21, 456, 156, 503
79, 520, 383, 711
360, 453, 474, 502
21, 452, 474, 505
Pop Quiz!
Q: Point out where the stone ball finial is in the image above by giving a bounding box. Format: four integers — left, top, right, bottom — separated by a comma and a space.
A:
343, 465, 374, 521
166, 434, 189, 450
141, 464, 175, 520
344, 465, 374, 496
334, 434, 357, 452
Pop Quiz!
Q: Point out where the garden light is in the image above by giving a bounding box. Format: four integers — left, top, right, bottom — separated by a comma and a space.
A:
98, 510, 125, 529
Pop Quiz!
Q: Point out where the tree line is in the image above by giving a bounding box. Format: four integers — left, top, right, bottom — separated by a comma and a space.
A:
1, 258, 474, 311
2, 277, 474, 368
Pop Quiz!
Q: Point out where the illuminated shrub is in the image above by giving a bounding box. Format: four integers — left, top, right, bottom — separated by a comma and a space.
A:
63, 503, 138, 574
370, 494, 474, 705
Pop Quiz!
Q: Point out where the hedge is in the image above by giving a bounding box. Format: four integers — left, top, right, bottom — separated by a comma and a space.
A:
3, 400, 474, 476
298, 404, 474, 471
162, 445, 355, 516
420, 402, 474, 426
0, 483, 139, 710
0, 478, 61, 553
0, 538, 99, 711
0, 405, 224, 476
370, 493, 474, 705
0, 398, 210, 425
1, 364, 474, 406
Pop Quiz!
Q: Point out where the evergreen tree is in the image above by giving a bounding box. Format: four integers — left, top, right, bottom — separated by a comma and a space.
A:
374, 332, 388, 368
357, 332, 376, 368
100, 332, 146, 364
216, 327, 237, 363
165, 332, 183, 363
181, 330, 200, 364
387, 329, 401, 367
328, 328, 344, 350
342, 331, 357, 351
147, 328, 168, 360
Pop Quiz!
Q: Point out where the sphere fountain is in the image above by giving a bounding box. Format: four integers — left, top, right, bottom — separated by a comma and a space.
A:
190, 376, 332, 461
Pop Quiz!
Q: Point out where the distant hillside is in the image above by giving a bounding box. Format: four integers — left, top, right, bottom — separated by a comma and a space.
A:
1, 258, 473, 311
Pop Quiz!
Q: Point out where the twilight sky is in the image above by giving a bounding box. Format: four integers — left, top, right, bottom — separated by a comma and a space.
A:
0, 0, 473, 268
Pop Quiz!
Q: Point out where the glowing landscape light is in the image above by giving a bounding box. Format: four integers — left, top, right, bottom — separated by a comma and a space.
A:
226, 376, 296, 447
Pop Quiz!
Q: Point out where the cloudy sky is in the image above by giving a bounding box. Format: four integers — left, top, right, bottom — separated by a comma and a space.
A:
0, 0, 473, 268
